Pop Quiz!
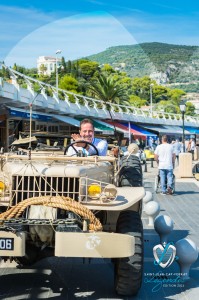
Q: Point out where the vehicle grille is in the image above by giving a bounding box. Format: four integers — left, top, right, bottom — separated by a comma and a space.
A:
11, 175, 79, 205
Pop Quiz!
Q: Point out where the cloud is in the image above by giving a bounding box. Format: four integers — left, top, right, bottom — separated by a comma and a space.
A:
5, 11, 137, 67
0, 4, 56, 60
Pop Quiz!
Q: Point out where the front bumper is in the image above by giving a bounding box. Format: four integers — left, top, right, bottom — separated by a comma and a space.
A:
55, 232, 135, 258
0, 231, 135, 258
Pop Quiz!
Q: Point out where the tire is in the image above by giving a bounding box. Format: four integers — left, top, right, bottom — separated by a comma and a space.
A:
114, 211, 143, 296
119, 156, 143, 187
14, 243, 39, 266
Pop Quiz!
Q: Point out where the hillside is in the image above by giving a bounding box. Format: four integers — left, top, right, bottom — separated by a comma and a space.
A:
87, 42, 199, 92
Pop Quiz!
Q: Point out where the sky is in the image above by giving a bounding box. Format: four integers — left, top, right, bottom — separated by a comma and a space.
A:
1, 0, 199, 68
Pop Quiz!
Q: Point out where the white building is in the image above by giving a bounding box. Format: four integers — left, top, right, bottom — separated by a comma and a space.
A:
37, 56, 61, 76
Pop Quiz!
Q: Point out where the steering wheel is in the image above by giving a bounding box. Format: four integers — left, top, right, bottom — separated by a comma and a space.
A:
64, 140, 99, 156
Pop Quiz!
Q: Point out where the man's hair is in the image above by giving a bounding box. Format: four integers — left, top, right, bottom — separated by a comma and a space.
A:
162, 135, 168, 142
80, 118, 94, 130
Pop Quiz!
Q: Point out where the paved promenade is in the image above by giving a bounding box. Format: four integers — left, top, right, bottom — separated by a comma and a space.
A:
141, 160, 199, 300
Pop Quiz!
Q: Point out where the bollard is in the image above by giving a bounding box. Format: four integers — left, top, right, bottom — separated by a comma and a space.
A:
143, 191, 153, 212
145, 201, 160, 227
143, 191, 153, 204
151, 158, 154, 168
144, 161, 147, 172
175, 238, 198, 280
154, 215, 174, 245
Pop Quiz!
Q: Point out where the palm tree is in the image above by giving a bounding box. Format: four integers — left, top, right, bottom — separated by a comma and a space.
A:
88, 73, 129, 107
88, 73, 129, 142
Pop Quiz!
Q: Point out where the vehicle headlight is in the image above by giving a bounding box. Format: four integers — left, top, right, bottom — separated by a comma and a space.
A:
88, 183, 101, 199
0, 181, 7, 194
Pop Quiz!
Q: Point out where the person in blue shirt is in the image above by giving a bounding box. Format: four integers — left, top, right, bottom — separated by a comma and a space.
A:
66, 118, 108, 156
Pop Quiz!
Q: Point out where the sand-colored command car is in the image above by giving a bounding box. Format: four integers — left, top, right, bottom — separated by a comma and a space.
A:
0, 143, 145, 296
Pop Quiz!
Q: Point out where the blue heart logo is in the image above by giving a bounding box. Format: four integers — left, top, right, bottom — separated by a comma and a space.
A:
153, 242, 176, 268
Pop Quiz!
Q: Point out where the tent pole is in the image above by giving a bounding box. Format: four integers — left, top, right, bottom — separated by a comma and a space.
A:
128, 122, 131, 145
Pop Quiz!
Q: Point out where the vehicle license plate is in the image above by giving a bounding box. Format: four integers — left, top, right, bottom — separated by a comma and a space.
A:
0, 238, 14, 250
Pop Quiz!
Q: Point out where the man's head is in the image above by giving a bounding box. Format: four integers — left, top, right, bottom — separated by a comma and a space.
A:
161, 135, 168, 143
127, 143, 139, 154
79, 119, 94, 143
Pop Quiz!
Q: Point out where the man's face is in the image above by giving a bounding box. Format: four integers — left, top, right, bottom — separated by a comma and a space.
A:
79, 123, 94, 142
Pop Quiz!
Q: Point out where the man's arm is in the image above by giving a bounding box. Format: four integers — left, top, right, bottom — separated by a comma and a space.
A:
154, 145, 159, 165
154, 154, 159, 164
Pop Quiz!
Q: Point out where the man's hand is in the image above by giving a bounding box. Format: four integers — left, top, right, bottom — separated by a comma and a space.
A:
71, 134, 87, 148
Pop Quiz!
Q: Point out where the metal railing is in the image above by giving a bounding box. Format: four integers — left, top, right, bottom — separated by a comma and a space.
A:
0, 62, 198, 125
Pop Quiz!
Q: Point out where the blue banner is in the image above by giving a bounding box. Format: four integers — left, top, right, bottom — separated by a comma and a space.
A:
9, 108, 52, 121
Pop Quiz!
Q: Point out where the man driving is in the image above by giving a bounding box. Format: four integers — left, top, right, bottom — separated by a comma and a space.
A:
66, 118, 108, 156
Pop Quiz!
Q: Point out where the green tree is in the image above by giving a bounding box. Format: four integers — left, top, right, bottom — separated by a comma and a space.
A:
101, 64, 115, 74
185, 102, 195, 116
0, 63, 10, 79
151, 85, 168, 103
67, 60, 72, 74
59, 75, 79, 93
88, 73, 129, 106
129, 95, 147, 108
112, 74, 132, 95
155, 100, 179, 114
61, 56, 67, 73
131, 76, 156, 100
78, 60, 99, 80
167, 88, 186, 103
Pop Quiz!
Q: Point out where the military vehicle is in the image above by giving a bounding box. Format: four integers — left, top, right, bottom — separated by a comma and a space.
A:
0, 140, 144, 296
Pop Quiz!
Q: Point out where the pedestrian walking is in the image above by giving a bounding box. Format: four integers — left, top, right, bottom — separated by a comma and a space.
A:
187, 138, 196, 160
172, 139, 181, 165
154, 135, 176, 195
185, 139, 190, 152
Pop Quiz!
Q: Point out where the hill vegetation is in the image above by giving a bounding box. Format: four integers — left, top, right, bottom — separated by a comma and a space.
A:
0, 42, 197, 116
87, 42, 199, 92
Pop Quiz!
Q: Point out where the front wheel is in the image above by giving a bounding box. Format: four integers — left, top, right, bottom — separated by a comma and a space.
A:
114, 211, 143, 296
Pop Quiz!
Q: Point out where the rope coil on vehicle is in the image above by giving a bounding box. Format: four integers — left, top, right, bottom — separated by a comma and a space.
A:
0, 196, 102, 231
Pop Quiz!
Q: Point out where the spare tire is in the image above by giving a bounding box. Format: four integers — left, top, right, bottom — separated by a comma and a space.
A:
119, 155, 143, 187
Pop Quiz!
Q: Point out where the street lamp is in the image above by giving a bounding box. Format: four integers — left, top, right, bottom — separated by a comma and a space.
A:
150, 83, 154, 117
55, 49, 62, 94
179, 100, 186, 152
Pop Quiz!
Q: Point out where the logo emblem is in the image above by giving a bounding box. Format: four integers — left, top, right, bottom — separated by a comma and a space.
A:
153, 242, 177, 268
86, 234, 101, 250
